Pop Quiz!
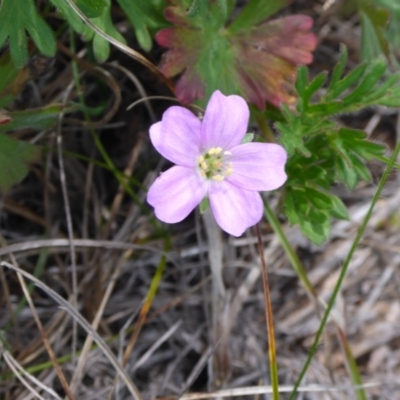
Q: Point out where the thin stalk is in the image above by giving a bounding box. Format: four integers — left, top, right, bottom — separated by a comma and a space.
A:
202, 209, 227, 385
256, 224, 279, 400
253, 108, 275, 143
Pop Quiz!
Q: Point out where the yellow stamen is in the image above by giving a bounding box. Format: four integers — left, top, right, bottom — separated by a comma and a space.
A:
201, 161, 208, 171
212, 174, 224, 181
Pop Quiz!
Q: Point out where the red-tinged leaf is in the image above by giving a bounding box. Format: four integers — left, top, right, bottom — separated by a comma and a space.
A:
156, 1, 317, 109
229, 15, 317, 108
0, 110, 11, 125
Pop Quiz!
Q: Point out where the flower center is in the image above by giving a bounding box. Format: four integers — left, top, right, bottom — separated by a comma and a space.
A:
197, 147, 233, 181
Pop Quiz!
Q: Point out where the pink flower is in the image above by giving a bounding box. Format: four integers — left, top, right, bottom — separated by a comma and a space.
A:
147, 91, 287, 236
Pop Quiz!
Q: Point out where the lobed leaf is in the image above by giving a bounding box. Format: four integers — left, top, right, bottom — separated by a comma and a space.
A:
278, 46, 398, 243
0, 0, 56, 68
156, 0, 317, 108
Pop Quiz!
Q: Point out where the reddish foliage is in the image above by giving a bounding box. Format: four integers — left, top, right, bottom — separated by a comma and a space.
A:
156, 1, 317, 109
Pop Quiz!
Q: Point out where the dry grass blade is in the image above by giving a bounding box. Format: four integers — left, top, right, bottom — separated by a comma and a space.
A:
175, 382, 386, 399
102, 135, 144, 239
1, 343, 45, 400
1, 345, 63, 400
132, 320, 182, 371
122, 243, 168, 367
57, 77, 79, 365
15, 270, 75, 400
256, 224, 279, 400
70, 248, 135, 393
0, 238, 167, 257
0, 256, 19, 339
108, 62, 156, 123
1, 261, 143, 400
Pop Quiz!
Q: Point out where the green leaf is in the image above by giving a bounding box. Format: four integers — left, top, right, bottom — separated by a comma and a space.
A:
200, 196, 209, 213
0, 134, 40, 192
378, 85, 400, 107
342, 57, 387, 105
306, 101, 343, 117
358, 0, 391, 61
0, 52, 19, 96
0, 0, 56, 68
51, 0, 86, 33
329, 195, 349, 220
228, 0, 290, 33
338, 127, 386, 160
301, 71, 328, 109
117, 0, 167, 51
305, 188, 333, 210
360, 73, 400, 105
325, 63, 368, 101
52, 0, 126, 61
348, 153, 372, 181
0, 96, 13, 109
327, 45, 348, 93
89, 1, 126, 62
0, 104, 80, 132
336, 156, 359, 189
298, 216, 330, 245
76, 0, 108, 18
373, 0, 400, 51
241, 133, 254, 144
186, 0, 208, 18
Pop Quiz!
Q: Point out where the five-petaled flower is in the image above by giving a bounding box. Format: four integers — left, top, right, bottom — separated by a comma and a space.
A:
147, 90, 287, 236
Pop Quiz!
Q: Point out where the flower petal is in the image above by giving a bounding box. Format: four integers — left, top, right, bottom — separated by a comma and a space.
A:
150, 106, 202, 167
147, 166, 207, 223
227, 143, 287, 191
209, 181, 263, 236
201, 90, 249, 150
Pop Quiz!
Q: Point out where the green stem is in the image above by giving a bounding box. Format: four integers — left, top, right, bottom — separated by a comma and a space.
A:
254, 108, 275, 143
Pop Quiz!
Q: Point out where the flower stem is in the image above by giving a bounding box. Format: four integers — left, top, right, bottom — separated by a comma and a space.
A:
203, 209, 227, 386
256, 223, 280, 400
254, 108, 275, 143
